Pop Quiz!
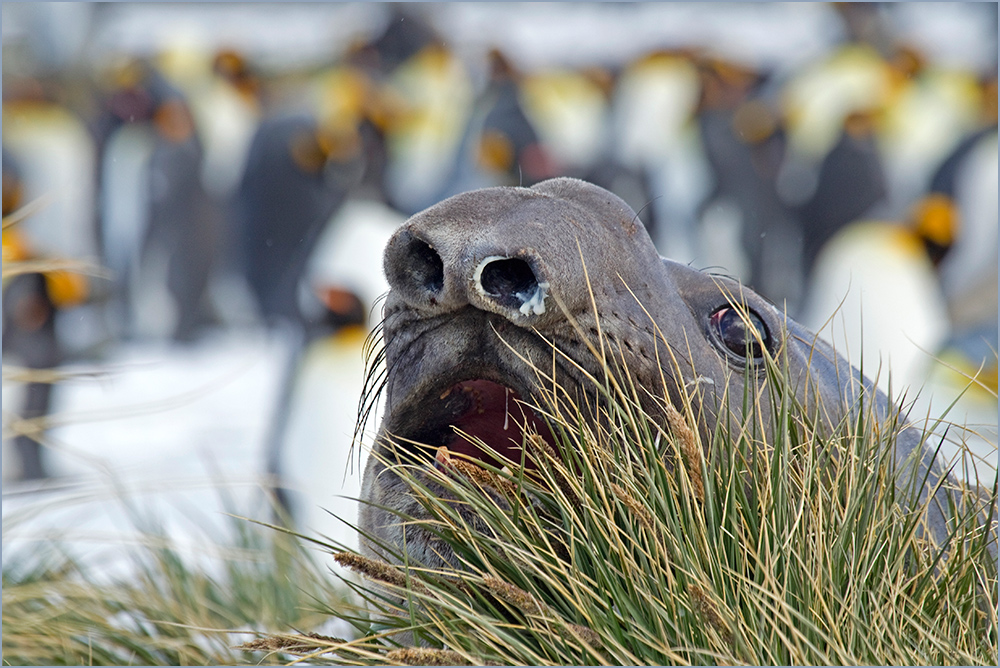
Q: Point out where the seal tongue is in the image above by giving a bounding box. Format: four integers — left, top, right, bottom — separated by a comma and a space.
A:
443, 379, 553, 469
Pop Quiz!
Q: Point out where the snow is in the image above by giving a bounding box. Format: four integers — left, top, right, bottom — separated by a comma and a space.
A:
2, 325, 378, 590
2, 329, 296, 578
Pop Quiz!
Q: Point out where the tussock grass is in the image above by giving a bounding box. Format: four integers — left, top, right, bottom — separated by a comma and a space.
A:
2, 493, 355, 666
265, 301, 997, 666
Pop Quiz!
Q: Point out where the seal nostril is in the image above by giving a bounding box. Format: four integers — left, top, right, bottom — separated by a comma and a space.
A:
475, 257, 548, 316
408, 237, 444, 294
480, 258, 536, 298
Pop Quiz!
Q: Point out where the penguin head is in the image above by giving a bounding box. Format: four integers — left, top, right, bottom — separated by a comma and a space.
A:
910, 193, 959, 267
213, 49, 260, 101
695, 55, 765, 113
980, 72, 997, 126
2, 153, 23, 219
289, 122, 363, 179
318, 285, 367, 333
843, 107, 881, 140
152, 98, 197, 143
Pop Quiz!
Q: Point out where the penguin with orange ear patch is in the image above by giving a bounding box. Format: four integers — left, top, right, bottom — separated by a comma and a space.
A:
264, 283, 370, 526
96, 60, 216, 342
796, 107, 888, 282
144, 94, 217, 342
798, 115, 998, 483
921, 117, 998, 330
694, 56, 799, 308
2, 151, 89, 481
231, 114, 364, 325
915, 109, 998, 467
435, 48, 557, 204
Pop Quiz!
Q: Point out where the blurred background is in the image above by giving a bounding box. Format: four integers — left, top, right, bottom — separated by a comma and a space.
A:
2, 3, 997, 568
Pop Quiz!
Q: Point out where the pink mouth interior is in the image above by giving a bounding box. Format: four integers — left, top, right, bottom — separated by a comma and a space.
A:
443, 379, 556, 470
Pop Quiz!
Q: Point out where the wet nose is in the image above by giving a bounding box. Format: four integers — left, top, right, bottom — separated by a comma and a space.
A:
383, 227, 551, 322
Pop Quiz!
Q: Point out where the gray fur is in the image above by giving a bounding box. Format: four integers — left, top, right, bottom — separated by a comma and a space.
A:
359, 177, 994, 570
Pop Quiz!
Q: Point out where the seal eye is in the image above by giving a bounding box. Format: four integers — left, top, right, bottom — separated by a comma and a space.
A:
709, 307, 770, 360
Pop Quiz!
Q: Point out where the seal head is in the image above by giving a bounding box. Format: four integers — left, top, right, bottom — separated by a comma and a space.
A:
360, 177, 976, 570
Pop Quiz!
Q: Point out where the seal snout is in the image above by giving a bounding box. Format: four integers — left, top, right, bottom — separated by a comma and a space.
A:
384, 222, 552, 322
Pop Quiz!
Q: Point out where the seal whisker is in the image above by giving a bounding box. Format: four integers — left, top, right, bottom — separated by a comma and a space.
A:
630, 195, 662, 232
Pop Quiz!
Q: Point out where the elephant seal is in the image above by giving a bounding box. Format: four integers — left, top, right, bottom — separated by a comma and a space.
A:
359, 177, 991, 570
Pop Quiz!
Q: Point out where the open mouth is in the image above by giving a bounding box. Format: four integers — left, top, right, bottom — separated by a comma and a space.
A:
395, 379, 558, 472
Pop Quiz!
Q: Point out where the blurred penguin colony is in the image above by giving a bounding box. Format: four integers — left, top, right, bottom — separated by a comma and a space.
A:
2, 3, 997, 482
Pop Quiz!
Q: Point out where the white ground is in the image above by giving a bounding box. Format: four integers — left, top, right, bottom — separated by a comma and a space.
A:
2, 328, 313, 581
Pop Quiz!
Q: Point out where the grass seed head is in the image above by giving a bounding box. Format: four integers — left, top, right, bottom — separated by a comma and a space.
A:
386, 647, 474, 665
